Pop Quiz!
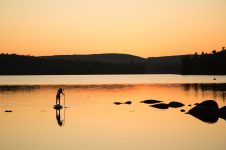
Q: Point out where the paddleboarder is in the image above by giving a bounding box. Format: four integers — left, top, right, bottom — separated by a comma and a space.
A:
56, 88, 65, 105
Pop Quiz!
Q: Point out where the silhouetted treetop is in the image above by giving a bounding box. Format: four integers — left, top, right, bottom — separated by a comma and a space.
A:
181, 48, 226, 75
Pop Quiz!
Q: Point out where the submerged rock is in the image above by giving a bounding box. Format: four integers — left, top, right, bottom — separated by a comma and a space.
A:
124, 101, 132, 105
188, 100, 219, 123
141, 100, 162, 104
149, 101, 184, 109
5, 110, 12, 112
194, 103, 199, 106
114, 102, 123, 105
114, 101, 132, 105
168, 101, 185, 108
151, 103, 169, 109
180, 109, 186, 112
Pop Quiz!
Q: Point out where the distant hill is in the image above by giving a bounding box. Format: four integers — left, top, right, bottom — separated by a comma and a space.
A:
1, 48, 225, 75
0, 53, 146, 75
41, 53, 183, 74
146, 56, 183, 74
41, 53, 145, 65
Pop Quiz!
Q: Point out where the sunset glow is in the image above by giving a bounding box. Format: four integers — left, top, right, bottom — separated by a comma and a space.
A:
0, 0, 225, 57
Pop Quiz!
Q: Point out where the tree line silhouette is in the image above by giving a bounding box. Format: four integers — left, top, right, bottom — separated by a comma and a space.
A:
181, 47, 226, 75
0, 47, 225, 75
0, 54, 145, 75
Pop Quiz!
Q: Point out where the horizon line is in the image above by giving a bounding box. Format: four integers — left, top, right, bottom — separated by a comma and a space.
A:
1, 48, 224, 59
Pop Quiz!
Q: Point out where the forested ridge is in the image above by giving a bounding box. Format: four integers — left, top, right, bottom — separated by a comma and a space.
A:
0, 47, 225, 75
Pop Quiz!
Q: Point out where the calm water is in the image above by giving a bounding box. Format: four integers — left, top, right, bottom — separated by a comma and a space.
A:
0, 75, 226, 150
0, 74, 226, 85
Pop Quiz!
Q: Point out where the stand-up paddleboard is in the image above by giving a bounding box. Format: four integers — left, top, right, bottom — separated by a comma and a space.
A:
54, 104, 63, 110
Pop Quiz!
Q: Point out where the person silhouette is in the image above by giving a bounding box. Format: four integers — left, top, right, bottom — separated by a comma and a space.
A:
56, 88, 64, 105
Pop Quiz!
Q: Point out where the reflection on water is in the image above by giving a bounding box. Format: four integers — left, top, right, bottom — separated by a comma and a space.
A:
0, 85, 41, 92
0, 83, 226, 150
55, 108, 66, 127
0, 84, 133, 92
1, 83, 225, 101
182, 84, 226, 101
183, 83, 226, 92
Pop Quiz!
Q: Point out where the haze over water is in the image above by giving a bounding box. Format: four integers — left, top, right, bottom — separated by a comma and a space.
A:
0, 75, 226, 150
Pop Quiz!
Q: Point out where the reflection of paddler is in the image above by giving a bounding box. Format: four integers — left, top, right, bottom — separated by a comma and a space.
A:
56, 88, 65, 105
56, 109, 64, 127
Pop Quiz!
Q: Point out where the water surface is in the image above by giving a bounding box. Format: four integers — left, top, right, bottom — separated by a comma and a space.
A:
0, 74, 226, 85
0, 75, 226, 150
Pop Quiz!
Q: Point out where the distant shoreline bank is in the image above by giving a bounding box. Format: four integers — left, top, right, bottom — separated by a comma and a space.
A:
1, 48, 226, 75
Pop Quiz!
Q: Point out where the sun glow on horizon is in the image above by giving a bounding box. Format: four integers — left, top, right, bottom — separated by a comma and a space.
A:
0, 0, 225, 57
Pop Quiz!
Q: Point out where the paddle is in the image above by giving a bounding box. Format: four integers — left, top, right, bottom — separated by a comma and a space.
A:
63, 91, 68, 108
64, 94, 66, 108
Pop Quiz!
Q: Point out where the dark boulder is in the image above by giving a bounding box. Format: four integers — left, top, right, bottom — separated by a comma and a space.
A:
151, 103, 169, 109
168, 101, 185, 108
219, 106, 226, 120
188, 100, 219, 123
141, 100, 162, 104
124, 101, 132, 104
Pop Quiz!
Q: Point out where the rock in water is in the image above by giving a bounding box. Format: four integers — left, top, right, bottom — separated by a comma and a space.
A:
188, 100, 219, 123
5, 110, 12, 112
151, 103, 169, 109
141, 100, 162, 104
124, 101, 132, 104
219, 106, 226, 120
180, 109, 186, 112
114, 102, 122, 105
114, 101, 132, 105
168, 101, 185, 108
194, 103, 199, 106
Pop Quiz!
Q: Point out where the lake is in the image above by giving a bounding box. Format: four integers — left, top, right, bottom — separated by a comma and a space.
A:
0, 75, 226, 150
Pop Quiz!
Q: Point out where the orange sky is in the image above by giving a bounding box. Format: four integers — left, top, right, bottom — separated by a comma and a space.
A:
0, 0, 225, 57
